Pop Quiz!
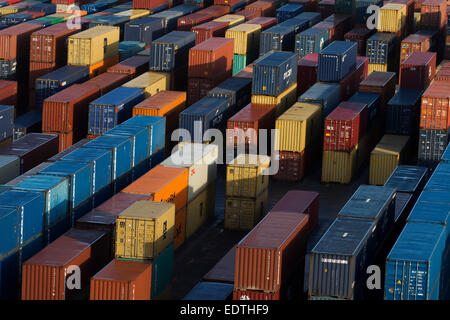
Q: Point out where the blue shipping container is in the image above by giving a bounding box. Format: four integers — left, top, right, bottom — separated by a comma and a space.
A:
29, 3, 56, 14
206, 77, 252, 111
278, 17, 310, 35
384, 165, 428, 195
88, 87, 144, 135
293, 11, 322, 27
385, 222, 447, 300
356, 0, 383, 24
424, 163, 450, 191
406, 191, 450, 233
418, 129, 450, 163
366, 32, 396, 65
184, 282, 234, 300
0, 105, 14, 142
295, 27, 329, 59
124, 17, 165, 45
120, 115, 166, 156
259, 25, 296, 56
119, 41, 146, 61
105, 125, 149, 166
252, 51, 297, 96
276, 4, 305, 23
318, 40, 357, 82
1, 13, 32, 26
440, 142, 450, 163
298, 83, 341, 118
83, 135, 132, 180
348, 91, 381, 130
151, 11, 185, 32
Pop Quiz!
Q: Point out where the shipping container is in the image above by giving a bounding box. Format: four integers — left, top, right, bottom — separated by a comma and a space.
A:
308, 217, 377, 300
259, 24, 296, 55
123, 16, 164, 45
0, 80, 17, 107
348, 91, 381, 130
365, 32, 396, 65
251, 83, 297, 117
359, 71, 396, 110
150, 31, 196, 71
318, 40, 357, 82
84, 71, 130, 96
244, 1, 276, 17
355, 0, 383, 24
344, 27, 373, 56
235, 211, 309, 294
423, 163, 450, 191
193, 21, 229, 44
203, 245, 236, 284
419, 80, 450, 130
311, 20, 341, 42
213, 14, 245, 27
400, 34, 431, 63
115, 200, 175, 260
0, 105, 13, 142
88, 87, 144, 135
298, 82, 341, 118
0, 155, 20, 184
184, 282, 233, 300
386, 88, 422, 135
107, 55, 149, 76
276, 4, 304, 22
0, 23, 41, 61
321, 144, 358, 184
297, 53, 318, 95
420, 0, 447, 30
47, 138, 89, 162
119, 41, 146, 61
400, 51, 436, 90
225, 23, 261, 55
233, 62, 254, 78
406, 190, 450, 226
442, 143, 450, 163
273, 149, 309, 182
151, 10, 188, 32
234, 9, 260, 21
295, 27, 329, 59
186, 184, 215, 237
21, 228, 111, 300
4, 161, 55, 188
246, 16, 277, 30
369, 134, 410, 185
177, 12, 214, 31
224, 188, 268, 230
379, 3, 407, 33
418, 129, 450, 162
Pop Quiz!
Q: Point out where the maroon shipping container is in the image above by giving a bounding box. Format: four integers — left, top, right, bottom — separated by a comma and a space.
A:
214, 0, 243, 5
273, 150, 307, 182
420, 80, 450, 130
324, 105, 362, 152
48, 138, 89, 162
435, 62, 450, 81
84, 72, 130, 96
359, 71, 397, 111
132, 0, 168, 9
0, 133, 59, 173
246, 17, 277, 30
297, 53, 318, 95
271, 190, 320, 233
21, 10, 46, 19
288, 0, 318, 11
312, 20, 341, 42
234, 9, 260, 21
414, 0, 426, 11
90, 259, 152, 300
400, 51, 436, 90
43, 130, 73, 152
233, 289, 281, 300
340, 101, 368, 137
317, 0, 335, 19
355, 55, 368, 83
188, 77, 225, 104
107, 55, 149, 77
199, 5, 231, 18
420, 0, 447, 29
188, 37, 234, 79
344, 27, 374, 56
234, 211, 309, 293
0, 80, 17, 106
42, 84, 101, 140
400, 34, 431, 63
192, 21, 229, 44
29, 61, 56, 89
30, 23, 82, 64
21, 228, 111, 300
203, 246, 236, 284
244, 1, 276, 17
0, 23, 42, 60
177, 13, 214, 31
226, 104, 275, 149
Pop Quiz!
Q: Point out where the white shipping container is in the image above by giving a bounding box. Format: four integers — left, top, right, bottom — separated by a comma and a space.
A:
160, 143, 218, 201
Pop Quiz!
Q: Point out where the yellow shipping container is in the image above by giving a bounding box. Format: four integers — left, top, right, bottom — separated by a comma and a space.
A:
214, 14, 245, 28
368, 63, 388, 75
225, 23, 261, 55
0, 5, 21, 15
322, 145, 359, 184
379, 3, 407, 33
123, 71, 169, 97
67, 26, 120, 66
186, 185, 215, 239
275, 102, 322, 153
369, 134, 410, 186
224, 188, 268, 230
413, 12, 421, 33
251, 83, 297, 117
226, 154, 270, 198
114, 9, 150, 20
115, 201, 175, 260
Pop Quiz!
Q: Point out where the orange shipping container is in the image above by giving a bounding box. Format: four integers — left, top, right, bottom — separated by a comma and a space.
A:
121, 165, 188, 213
87, 54, 119, 78
174, 206, 187, 250
44, 131, 74, 152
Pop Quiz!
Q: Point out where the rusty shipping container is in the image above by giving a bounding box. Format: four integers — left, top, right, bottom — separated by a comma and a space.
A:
83, 72, 130, 96
21, 228, 111, 300
0, 23, 41, 60
192, 21, 229, 44
420, 80, 450, 130
177, 12, 214, 31
400, 34, 431, 63
273, 150, 307, 182
400, 51, 436, 90
234, 211, 309, 295
107, 55, 149, 77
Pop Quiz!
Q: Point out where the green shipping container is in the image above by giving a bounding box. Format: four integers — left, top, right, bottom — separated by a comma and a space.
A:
233, 54, 247, 75
36, 17, 65, 24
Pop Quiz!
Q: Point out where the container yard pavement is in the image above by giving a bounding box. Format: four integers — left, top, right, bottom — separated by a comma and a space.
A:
172, 158, 370, 299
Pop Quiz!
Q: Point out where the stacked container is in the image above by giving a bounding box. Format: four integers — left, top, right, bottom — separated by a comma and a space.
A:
187, 37, 234, 104
192, 21, 229, 44
225, 154, 270, 230
295, 27, 329, 59
225, 23, 261, 74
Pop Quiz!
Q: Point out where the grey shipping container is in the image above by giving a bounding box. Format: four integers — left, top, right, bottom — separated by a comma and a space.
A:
298, 82, 341, 118
207, 77, 252, 111
0, 155, 20, 184
124, 17, 165, 45
0, 105, 14, 142
295, 27, 329, 59
384, 165, 428, 196
318, 40, 357, 82
259, 25, 297, 56
293, 12, 322, 27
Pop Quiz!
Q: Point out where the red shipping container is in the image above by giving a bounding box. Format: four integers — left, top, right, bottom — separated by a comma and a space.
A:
44, 130, 74, 152
192, 21, 229, 44
435, 62, 450, 81
234, 9, 260, 21
244, 1, 276, 17
400, 34, 431, 63
199, 5, 231, 18
21, 10, 46, 19
312, 20, 341, 42
271, 190, 320, 233
317, 0, 335, 19
323, 105, 362, 151
188, 37, 234, 79
297, 53, 318, 96
21, 228, 111, 300
52, 0, 91, 4
132, 0, 168, 9
344, 27, 374, 56
246, 17, 277, 30
84, 72, 130, 96
273, 150, 307, 182
42, 84, 101, 140
226, 103, 275, 149
203, 246, 236, 284
107, 55, 149, 77
400, 51, 436, 90
29, 61, 56, 89
420, 0, 447, 29
188, 77, 227, 104
0, 23, 42, 60
90, 259, 152, 300
178, 13, 214, 31
233, 289, 281, 300
234, 211, 309, 293
30, 23, 82, 64
420, 80, 450, 130
0, 80, 17, 106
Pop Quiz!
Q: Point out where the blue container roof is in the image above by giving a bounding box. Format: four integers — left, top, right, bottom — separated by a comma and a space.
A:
37, 65, 89, 80
442, 143, 450, 162
388, 88, 423, 106
320, 40, 356, 54
298, 27, 328, 36
121, 115, 165, 127
255, 51, 297, 66
61, 147, 112, 162
384, 165, 428, 193
127, 16, 165, 25
39, 160, 91, 176
277, 3, 304, 11
278, 18, 309, 29
152, 31, 195, 45
13, 175, 67, 192
181, 97, 228, 115
84, 135, 131, 149
300, 82, 340, 99
0, 190, 44, 206
183, 282, 234, 300
90, 87, 143, 106
407, 201, 450, 225
349, 91, 380, 104
263, 24, 295, 35
387, 222, 446, 262
105, 125, 148, 136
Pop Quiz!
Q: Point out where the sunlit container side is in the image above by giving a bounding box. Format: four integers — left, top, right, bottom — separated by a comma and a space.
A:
224, 188, 268, 230
225, 23, 261, 55
358, 71, 396, 111
400, 34, 431, 63
419, 81, 450, 131
295, 27, 328, 59
235, 211, 309, 295
13, 175, 70, 244
384, 223, 447, 300
88, 87, 144, 135
21, 228, 110, 300
420, 0, 447, 30
308, 217, 377, 300
369, 134, 410, 185
122, 71, 170, 97
184, 282, 233, 300
252, 51, 297, 96
115, 201, 175, 260
213, 14, 245, 27
298, 82, 341, 118
83, 72, 130, 95
386, 88, 422, 136
0, 23, 41, 61
379, 3, 407, 33
186, 184, 215, 237
321, 144, 359, 184
251, 83, 297, 117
